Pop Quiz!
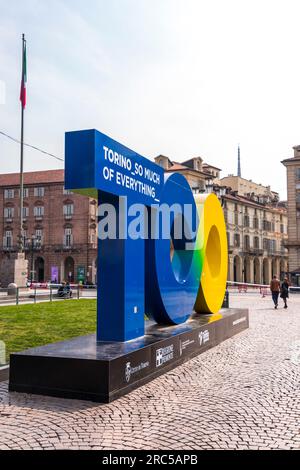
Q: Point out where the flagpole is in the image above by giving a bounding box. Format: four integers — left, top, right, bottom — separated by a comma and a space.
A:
19, 33, 26, 252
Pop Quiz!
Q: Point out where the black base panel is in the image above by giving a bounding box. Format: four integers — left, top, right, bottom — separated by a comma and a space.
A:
9, 308, 249, 403
0, 366, 9, 382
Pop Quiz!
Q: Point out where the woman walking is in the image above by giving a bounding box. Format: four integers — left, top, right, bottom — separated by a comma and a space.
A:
280, 277, 290, 309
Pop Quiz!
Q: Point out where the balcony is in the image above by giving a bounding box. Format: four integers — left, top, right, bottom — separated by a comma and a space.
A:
44, 243, 96, 254
24, 244, 43, 253
283, 239, 299, 247
5, 218, 13, 224
1, 245, 18, 253
268, 250, 288, 258
64, 214, 73, 221
247, 248, 264, 256
63, 243, 73, 250
54, 240, 76, 252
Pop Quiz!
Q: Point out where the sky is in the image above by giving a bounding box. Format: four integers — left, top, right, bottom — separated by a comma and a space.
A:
0, 0, 300, 199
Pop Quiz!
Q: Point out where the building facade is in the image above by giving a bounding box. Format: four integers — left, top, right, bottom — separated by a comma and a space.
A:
0, 159, 289, 287
223, 192, 288, 284
220, 175, 279, 202
0, 170, 97, 286
282, 145, 300, 284
155, 156, 288, 284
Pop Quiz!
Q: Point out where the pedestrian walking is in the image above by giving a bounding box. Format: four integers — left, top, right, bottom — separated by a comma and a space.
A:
280, 277, 290, 309
270, 275, 280, 309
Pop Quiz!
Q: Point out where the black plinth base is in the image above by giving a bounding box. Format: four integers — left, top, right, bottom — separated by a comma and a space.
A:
9, 308, 249, 403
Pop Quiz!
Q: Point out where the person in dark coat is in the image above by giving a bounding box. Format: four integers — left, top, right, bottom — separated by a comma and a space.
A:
280, 277, 290, 309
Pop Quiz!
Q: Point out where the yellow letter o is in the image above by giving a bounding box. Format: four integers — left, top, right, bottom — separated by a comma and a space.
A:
194, 193, 228, 314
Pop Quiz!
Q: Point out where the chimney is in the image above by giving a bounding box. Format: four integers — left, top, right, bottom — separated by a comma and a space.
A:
293, 145, 300, 158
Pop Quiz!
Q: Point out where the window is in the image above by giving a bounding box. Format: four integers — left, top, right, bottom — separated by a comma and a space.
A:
35, 229, 43, 243
34, 187, 45, 197
280, 224, 285, 234
21, 188, 29, 198
270, 240, 277, 253
3, 231, 12, 248
253, 217, 259, 229
63, 204, 74, 216
34, 206, 44, 217
244, 215, 250, 227
262, 219, 272, 231
4, 189, 14, 199
263, 238, 270, 251
296, 168, 300, 180
22, 207, 29, 218
244, 235, 250, 250
64, 228, 73, 247
254, 236, 260, 249
234, 234, 240, 247
4, 207, 14, 219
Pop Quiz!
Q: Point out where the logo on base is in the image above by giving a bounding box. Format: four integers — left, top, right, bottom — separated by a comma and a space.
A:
199, 330, 210, 346
156, 345, 174, 367
124, 360, 150, 383
125, 362, 131, 383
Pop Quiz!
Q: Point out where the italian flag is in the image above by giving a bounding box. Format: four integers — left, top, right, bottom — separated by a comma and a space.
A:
20, 41, 27, 109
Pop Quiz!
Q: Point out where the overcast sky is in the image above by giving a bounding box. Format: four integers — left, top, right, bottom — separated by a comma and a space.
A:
1, 0, 299, 199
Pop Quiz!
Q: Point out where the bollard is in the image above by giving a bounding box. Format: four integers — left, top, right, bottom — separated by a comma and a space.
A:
7, 283, 17, 296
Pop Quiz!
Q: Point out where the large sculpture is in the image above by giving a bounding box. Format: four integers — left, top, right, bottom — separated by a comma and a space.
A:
65, 129, 228, 341
9, 130, 248, 403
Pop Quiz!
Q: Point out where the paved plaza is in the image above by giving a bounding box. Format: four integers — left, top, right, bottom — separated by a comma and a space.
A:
0, 293, 299, 450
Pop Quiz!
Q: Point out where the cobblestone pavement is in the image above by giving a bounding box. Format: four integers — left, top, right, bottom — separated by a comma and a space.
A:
0, 294, 299, 450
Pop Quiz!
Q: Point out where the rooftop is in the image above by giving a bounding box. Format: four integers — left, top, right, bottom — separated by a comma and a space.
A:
223, 191, 287, 213
0, 169, 64, 187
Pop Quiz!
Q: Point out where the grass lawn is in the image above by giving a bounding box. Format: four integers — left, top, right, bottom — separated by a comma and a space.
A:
0, 299, 96, 363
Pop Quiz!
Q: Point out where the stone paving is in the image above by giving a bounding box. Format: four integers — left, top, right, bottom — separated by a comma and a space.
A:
0, 293, 299, 450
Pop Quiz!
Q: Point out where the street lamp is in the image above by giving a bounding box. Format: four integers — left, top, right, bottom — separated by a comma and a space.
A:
24, 234, 42, 283
88, 265, 93, 284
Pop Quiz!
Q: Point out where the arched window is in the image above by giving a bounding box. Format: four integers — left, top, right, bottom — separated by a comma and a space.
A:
64, 227, 73, 247
34, 205, 44, 217
64, 257, 75, 282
